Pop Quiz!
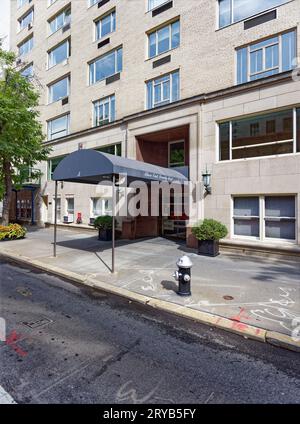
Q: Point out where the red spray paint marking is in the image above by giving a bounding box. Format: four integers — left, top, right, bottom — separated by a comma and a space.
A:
230, 308, 250, 323
231, 321, 249, 331
5, 330, 28, 357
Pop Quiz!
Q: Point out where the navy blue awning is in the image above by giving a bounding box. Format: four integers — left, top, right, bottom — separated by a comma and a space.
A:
52, 149, 188, 185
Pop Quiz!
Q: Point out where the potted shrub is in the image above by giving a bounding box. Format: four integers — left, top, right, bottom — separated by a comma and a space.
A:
192, 219, 228, 257
0, 224, 26, 241
94, 215, 113, 241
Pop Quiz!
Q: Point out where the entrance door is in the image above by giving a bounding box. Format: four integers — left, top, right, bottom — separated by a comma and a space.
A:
161, 189, 188, 240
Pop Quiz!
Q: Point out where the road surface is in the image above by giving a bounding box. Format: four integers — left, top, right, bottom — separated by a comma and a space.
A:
0, 258, 299, 404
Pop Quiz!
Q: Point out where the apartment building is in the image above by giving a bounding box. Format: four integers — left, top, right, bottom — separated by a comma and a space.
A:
10, 0, 300, 253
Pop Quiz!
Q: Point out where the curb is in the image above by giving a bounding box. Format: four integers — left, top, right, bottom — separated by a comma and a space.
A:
1, 249, 299, 353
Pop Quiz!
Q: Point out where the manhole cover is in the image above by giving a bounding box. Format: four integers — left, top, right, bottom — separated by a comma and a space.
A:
16, 287, 32, 297
223, 295, 234, 301
22, 318, 53, 329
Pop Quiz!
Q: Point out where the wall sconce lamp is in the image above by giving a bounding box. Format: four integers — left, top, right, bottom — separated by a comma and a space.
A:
202, 167, 212, 194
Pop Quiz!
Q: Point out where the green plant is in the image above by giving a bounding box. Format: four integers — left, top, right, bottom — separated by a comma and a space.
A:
0, 47, 51, 225
192, 219, 228, 241
94, 215, 113, 231
0, 223, 26, 240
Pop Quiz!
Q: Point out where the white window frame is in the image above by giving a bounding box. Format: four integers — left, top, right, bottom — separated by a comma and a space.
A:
20, 62, 34, 79
48, 39, 70, 69
237, 32, 294, 84
218, 107, 299, 162
218, 0, 290, 29
147, 70, 179, 109
48, 76, 70, 104
89, 47, 122, 85
48, 0, 58, 7
48, 8, 71, 35
18, 8, 34, 30
89, 0, 99, 7
232, 195, 297, 243
93, 95, 115, 127
148, 0, 169, 12
47, 114, 70, 141
95, 10, 116, 41
17, 0, 30, 10
148, 20, 180, 58
168, 140, 185, 168
65, 197, 75, 216
18, 36, 33, 56
91, 197, 112, 217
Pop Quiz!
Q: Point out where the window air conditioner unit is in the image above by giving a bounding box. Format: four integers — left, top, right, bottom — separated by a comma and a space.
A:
16, 58, 22, 66
61, 96, 69, 106
63, 214, 74, 224
28, 23, 33, 30
62, 23, 71, 33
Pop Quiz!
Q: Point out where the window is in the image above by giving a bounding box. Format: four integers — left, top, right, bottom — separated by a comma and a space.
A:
148, 0, 168, 11
66, 198, 74, 215
169, 141, 185, 168
48, 155, 66, 180
48, 114, 70, 140
49, 8, 71, 34
91, 198, 112, 217
219, 108, 300, 161
233, 196, 296, 241
21, 63, 34, 79
89, 47, 122, 85
95, 11, 116, 40
146, 70, 180, 109
90, 0, 99, 6
48, 0, 58, 6
48, 76, 69, 103
97, 143, 121, 156
18, 36, 33, 56
53, 197, 61, 222
219, 0, 290, 28
19, 9, 34, 30
48, 40, 70, 68
237, 30, 296, 84
148, 20, 180, 58
93, 95, 115, 127
233, 197, 260, 238
17, 0, 29, 9
297, 108, 300, 153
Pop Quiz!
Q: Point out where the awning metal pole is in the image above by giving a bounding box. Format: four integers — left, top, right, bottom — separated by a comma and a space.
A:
112, 174, 116, 273
53, 180, 58, 257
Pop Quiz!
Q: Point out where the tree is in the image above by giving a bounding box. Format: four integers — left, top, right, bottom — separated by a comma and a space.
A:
0, 47, 50, 225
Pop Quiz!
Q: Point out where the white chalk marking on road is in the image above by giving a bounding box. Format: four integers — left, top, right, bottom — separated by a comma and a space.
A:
0, 385, 17, 404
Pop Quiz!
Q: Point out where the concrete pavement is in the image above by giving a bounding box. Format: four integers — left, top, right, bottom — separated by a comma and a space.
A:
0, 227, 299, 349
0, 259, 300, 404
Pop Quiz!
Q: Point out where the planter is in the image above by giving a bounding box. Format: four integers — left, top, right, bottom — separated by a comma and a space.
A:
198, 240, 219, 257
98, 228, 112, 241
0, 236, 25, 242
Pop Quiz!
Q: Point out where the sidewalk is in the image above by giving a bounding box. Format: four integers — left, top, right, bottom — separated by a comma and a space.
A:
0, 227, 299, 350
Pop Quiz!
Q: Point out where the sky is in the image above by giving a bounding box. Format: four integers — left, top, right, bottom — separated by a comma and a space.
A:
0, 0, 10, 50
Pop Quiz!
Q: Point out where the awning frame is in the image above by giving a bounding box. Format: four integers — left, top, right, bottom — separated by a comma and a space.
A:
52, 149, 188, 273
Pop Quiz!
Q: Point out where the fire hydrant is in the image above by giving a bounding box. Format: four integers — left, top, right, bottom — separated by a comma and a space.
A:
173, 255, 193, 297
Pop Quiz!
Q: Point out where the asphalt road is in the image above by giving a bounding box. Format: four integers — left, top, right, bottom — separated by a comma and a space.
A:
0, 258, 299, 404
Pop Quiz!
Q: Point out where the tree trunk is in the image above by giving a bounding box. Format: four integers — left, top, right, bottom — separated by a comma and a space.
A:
1, 160, 12, 226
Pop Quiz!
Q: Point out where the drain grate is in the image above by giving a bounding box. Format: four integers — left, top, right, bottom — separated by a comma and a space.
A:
223, 295, 234, 301
22, 318, 53, 329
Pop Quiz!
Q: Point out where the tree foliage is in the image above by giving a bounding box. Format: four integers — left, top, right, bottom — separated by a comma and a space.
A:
0, 46, 51, 223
